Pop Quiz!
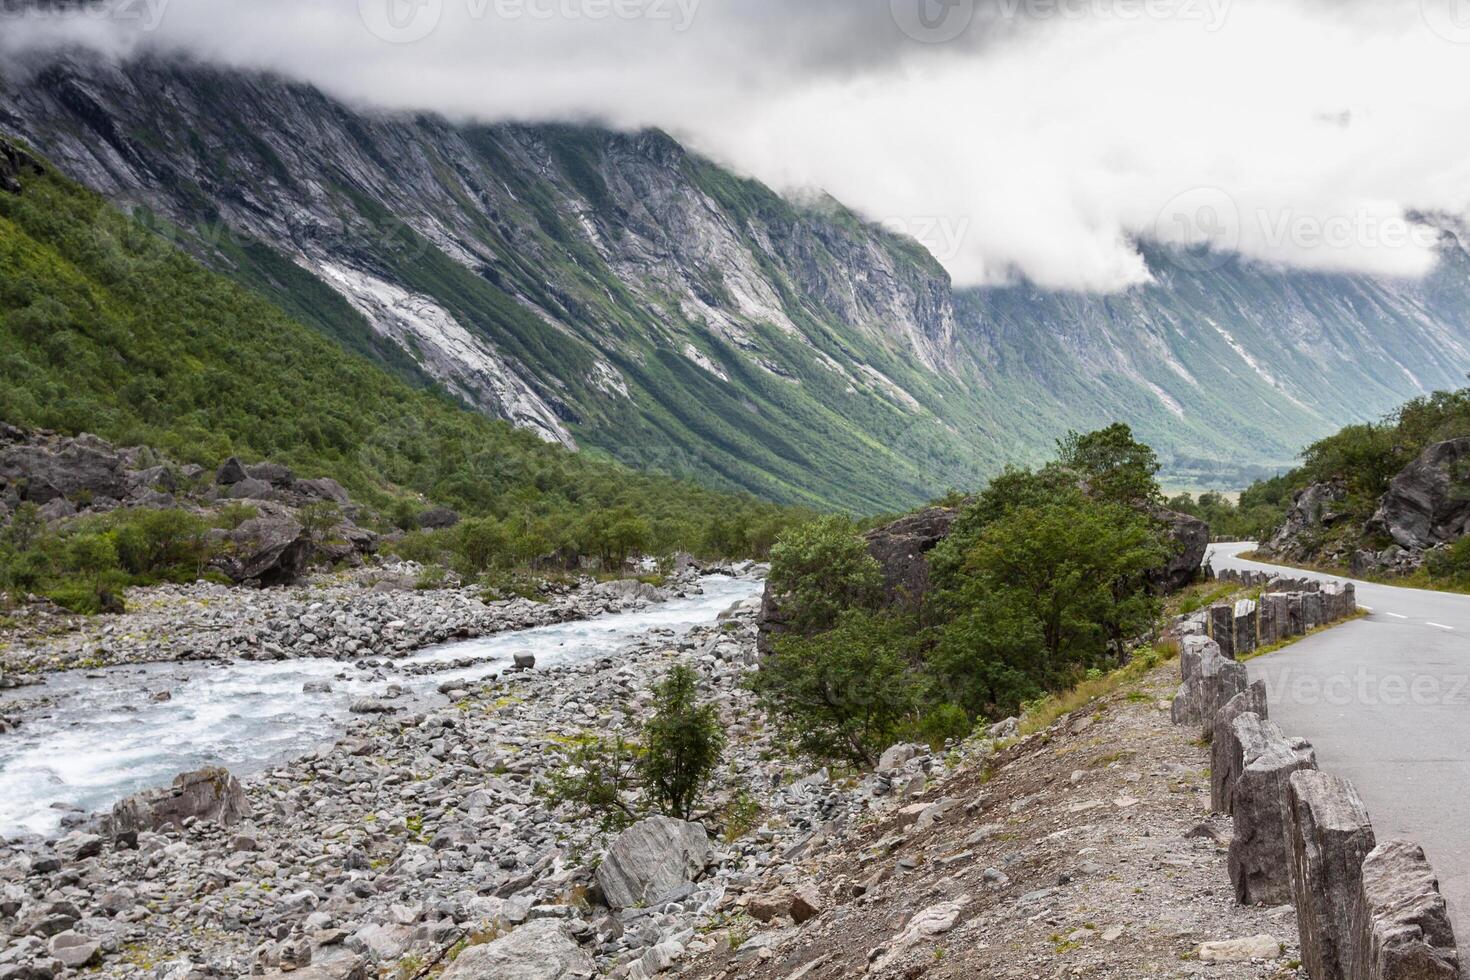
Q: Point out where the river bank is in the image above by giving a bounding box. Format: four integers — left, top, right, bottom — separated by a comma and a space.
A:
0, 561, 747, 682
0, 577, 1311, 980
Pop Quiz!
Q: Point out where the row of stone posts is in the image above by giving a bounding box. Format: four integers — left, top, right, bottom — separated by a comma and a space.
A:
1196, 581, 1358, 660
1171, 593, 1461, 978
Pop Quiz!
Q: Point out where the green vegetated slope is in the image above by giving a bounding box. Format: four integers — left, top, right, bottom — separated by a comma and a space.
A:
7, 55, 1470, 508
956, 241, 1470, 488
0, 139, 794, 545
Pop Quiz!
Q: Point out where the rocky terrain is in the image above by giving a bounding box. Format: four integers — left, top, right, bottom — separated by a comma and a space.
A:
1262, 436, 1470, 577
0, 561, 686, 682
0, 573, 1349, 980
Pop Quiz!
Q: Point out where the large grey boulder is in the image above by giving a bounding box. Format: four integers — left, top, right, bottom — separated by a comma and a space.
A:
105, 767, 251, 836
1211, 681, 1269, 814
1171, 636, 1248, 736
215, 456, 249, 485
1266, 481, 1349, 560
216, 513, 310, 585
228, 477, 275, 501
1368, 438, 1470, 552
246, 461, 294, 485
1352, 840, 1461, 980
1286, 771, 1377, 980
595, 816, 713, 910
440, 920, 594, 979
863, 506, 960, 604
259, 952, 368, 980
1228, 714, 1317, 906
1150, 508, 1210, 593
0, 437, 129, 505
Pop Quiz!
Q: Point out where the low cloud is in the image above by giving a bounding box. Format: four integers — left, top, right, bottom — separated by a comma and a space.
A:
4, 0, 1470, 290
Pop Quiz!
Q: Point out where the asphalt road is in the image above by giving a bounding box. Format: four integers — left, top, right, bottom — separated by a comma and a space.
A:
1209, 542, 1470, 934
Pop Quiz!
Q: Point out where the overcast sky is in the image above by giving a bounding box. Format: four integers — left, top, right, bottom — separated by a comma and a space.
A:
7, 0, 1470, 291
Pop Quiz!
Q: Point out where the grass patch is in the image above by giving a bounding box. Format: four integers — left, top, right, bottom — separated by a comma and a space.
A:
1017, 641, 1179, 737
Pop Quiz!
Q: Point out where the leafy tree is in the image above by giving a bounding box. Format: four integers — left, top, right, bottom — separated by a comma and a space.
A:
1054, 423, 1163, 508
543, 664, 725, 827
933, 491, 1167, 681
749, 610, 923, 767
638, 665, 726, 821
766, 516, 884, 634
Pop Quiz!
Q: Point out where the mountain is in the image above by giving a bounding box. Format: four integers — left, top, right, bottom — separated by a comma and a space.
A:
0, 134, 791, 550
5, 52, 1470, 507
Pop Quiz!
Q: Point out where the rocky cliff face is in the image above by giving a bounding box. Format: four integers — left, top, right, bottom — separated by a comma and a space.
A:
7, 52, 1470, 507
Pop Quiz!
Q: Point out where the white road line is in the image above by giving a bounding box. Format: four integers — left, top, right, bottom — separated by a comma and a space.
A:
1427, 622, 1456, 631
1360, 605, 1374, 613
1386, 612, 1408, 619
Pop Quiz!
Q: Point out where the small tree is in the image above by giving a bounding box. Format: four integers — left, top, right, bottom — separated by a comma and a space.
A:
767, 516, 884, 635
1054, 423, 1163, 508
542, 664, 726, 826
748, 609, 922, 768
639, 665, 726, 820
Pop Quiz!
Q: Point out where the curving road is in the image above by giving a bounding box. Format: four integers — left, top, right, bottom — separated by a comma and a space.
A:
1210, 542, 1470, 934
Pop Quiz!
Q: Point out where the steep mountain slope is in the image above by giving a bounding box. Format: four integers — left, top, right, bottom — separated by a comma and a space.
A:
0, 53, 985, 512
0, 135, 790, 547
957, 242, 1470, 486
5, 52, 1470, 505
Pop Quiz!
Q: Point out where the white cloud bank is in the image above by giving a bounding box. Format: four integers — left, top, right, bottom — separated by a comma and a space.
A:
5, 0, 1470, 290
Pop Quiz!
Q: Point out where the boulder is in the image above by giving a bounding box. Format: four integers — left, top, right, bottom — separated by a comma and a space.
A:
1170, 636, 1248, 736
259, 953, 367, 980
1352, 840, 1461, 980
105, 767, 251, 835
1195, 936, 1283, 962
47, 931, 101, 968
1228, 715, 1318, 906
228, 477, 275, 501
293, 477, 352, 505
1150, 508, 1209, 593
216, 514, 310, 585
417, 505, 461, 530
1286, 771, 1377, 980
1211, 681, 1269, 814
1368, 438, 1470, 552
246, 461, 295, 485
439, 920, 594, 979
215, 456, 249, 485
862, 506, 959, 604
595, 816, 713, 910
1266, 481, 1349, 560
0, 439, 128, 505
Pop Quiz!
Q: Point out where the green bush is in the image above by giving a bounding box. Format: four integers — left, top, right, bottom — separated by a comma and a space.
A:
765, 516, 884, 634
638, 665, 726, 821
542, 664, 726, 827
749, 609, 923, 768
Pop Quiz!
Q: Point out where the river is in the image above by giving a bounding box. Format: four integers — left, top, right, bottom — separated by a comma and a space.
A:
0, 574, 762, 839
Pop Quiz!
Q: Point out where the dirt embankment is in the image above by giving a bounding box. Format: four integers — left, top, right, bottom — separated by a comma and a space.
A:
686, 661, 1303, 980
